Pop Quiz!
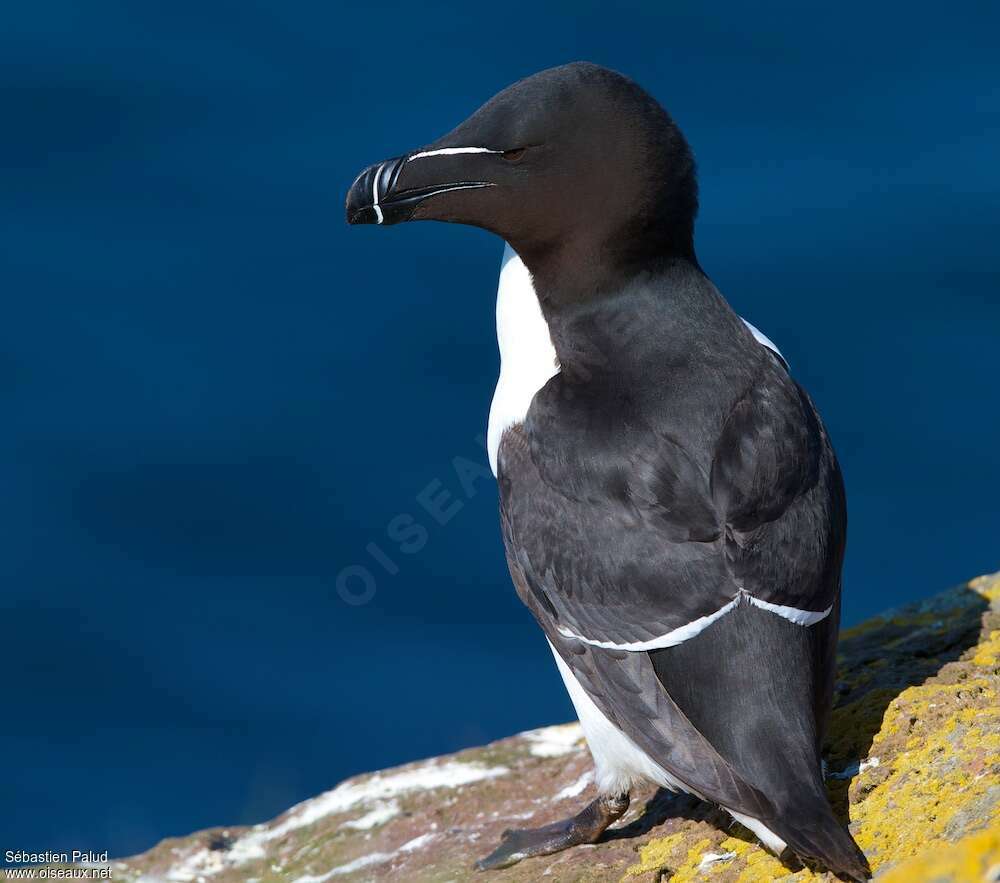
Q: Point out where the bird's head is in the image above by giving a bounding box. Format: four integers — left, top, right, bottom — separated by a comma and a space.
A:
346, 62, 698, 299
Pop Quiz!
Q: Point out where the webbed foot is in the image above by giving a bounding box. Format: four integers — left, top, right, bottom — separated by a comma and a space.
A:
475, 792, 629, 871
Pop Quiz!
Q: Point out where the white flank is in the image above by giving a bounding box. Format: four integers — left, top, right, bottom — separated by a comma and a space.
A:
407, 146, 501, 161
745, 594, 833, 626
556, 590, 833, 652
726, 808, 788, 854
486, 246, 788, 477
548, 641, 690, 796
522, 722, 585, 757
556, 597, 741, 651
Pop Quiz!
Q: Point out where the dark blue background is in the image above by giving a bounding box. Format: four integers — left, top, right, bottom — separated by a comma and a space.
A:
2, 0, 997, 857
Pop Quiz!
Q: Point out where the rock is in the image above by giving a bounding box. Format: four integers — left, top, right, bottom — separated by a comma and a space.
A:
73, 574, 1000, 881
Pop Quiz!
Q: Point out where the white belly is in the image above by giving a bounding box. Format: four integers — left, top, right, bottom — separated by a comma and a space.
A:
547, 641, 787, 852
547, 640, 687, 796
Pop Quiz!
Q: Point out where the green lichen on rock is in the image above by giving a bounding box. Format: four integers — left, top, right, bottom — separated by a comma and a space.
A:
67, 574, 1000, 882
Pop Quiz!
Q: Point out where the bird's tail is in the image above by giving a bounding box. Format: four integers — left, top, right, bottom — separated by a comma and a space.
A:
767, 794, 870, 882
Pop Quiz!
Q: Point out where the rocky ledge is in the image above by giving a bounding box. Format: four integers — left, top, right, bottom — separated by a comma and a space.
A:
100, 574, 1000, 881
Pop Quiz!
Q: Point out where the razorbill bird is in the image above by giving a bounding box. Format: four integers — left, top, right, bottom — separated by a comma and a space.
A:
346, 62, 869, 881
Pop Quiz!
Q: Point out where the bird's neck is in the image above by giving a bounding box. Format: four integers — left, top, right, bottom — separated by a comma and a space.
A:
529, 254, 723, 383
517, 225, 696, 306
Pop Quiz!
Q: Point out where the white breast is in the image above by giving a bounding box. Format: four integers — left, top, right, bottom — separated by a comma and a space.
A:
485, 245, 788, 477
487, 245, 560, 476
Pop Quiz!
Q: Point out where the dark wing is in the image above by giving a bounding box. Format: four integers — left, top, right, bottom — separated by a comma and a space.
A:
501, 355, 841, 651
498, 354, 846, 814
712, 373, 844, 612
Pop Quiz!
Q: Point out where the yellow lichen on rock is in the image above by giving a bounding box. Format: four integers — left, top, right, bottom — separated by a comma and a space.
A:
669, 838, 714, 882
876, 823, 1000, 883
621, 832, 686, 878
824, 687, 898, 763
971, 575, 1000, 668
848, 682, 999, 874
970, 573, 1000, 603
622, 827, 821, 882
972, 629, 1000, 667
730, 837, 810, 882
836, 573, 1000, 879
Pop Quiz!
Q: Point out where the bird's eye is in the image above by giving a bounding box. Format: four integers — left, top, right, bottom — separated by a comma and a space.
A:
501, 148, 526, 163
